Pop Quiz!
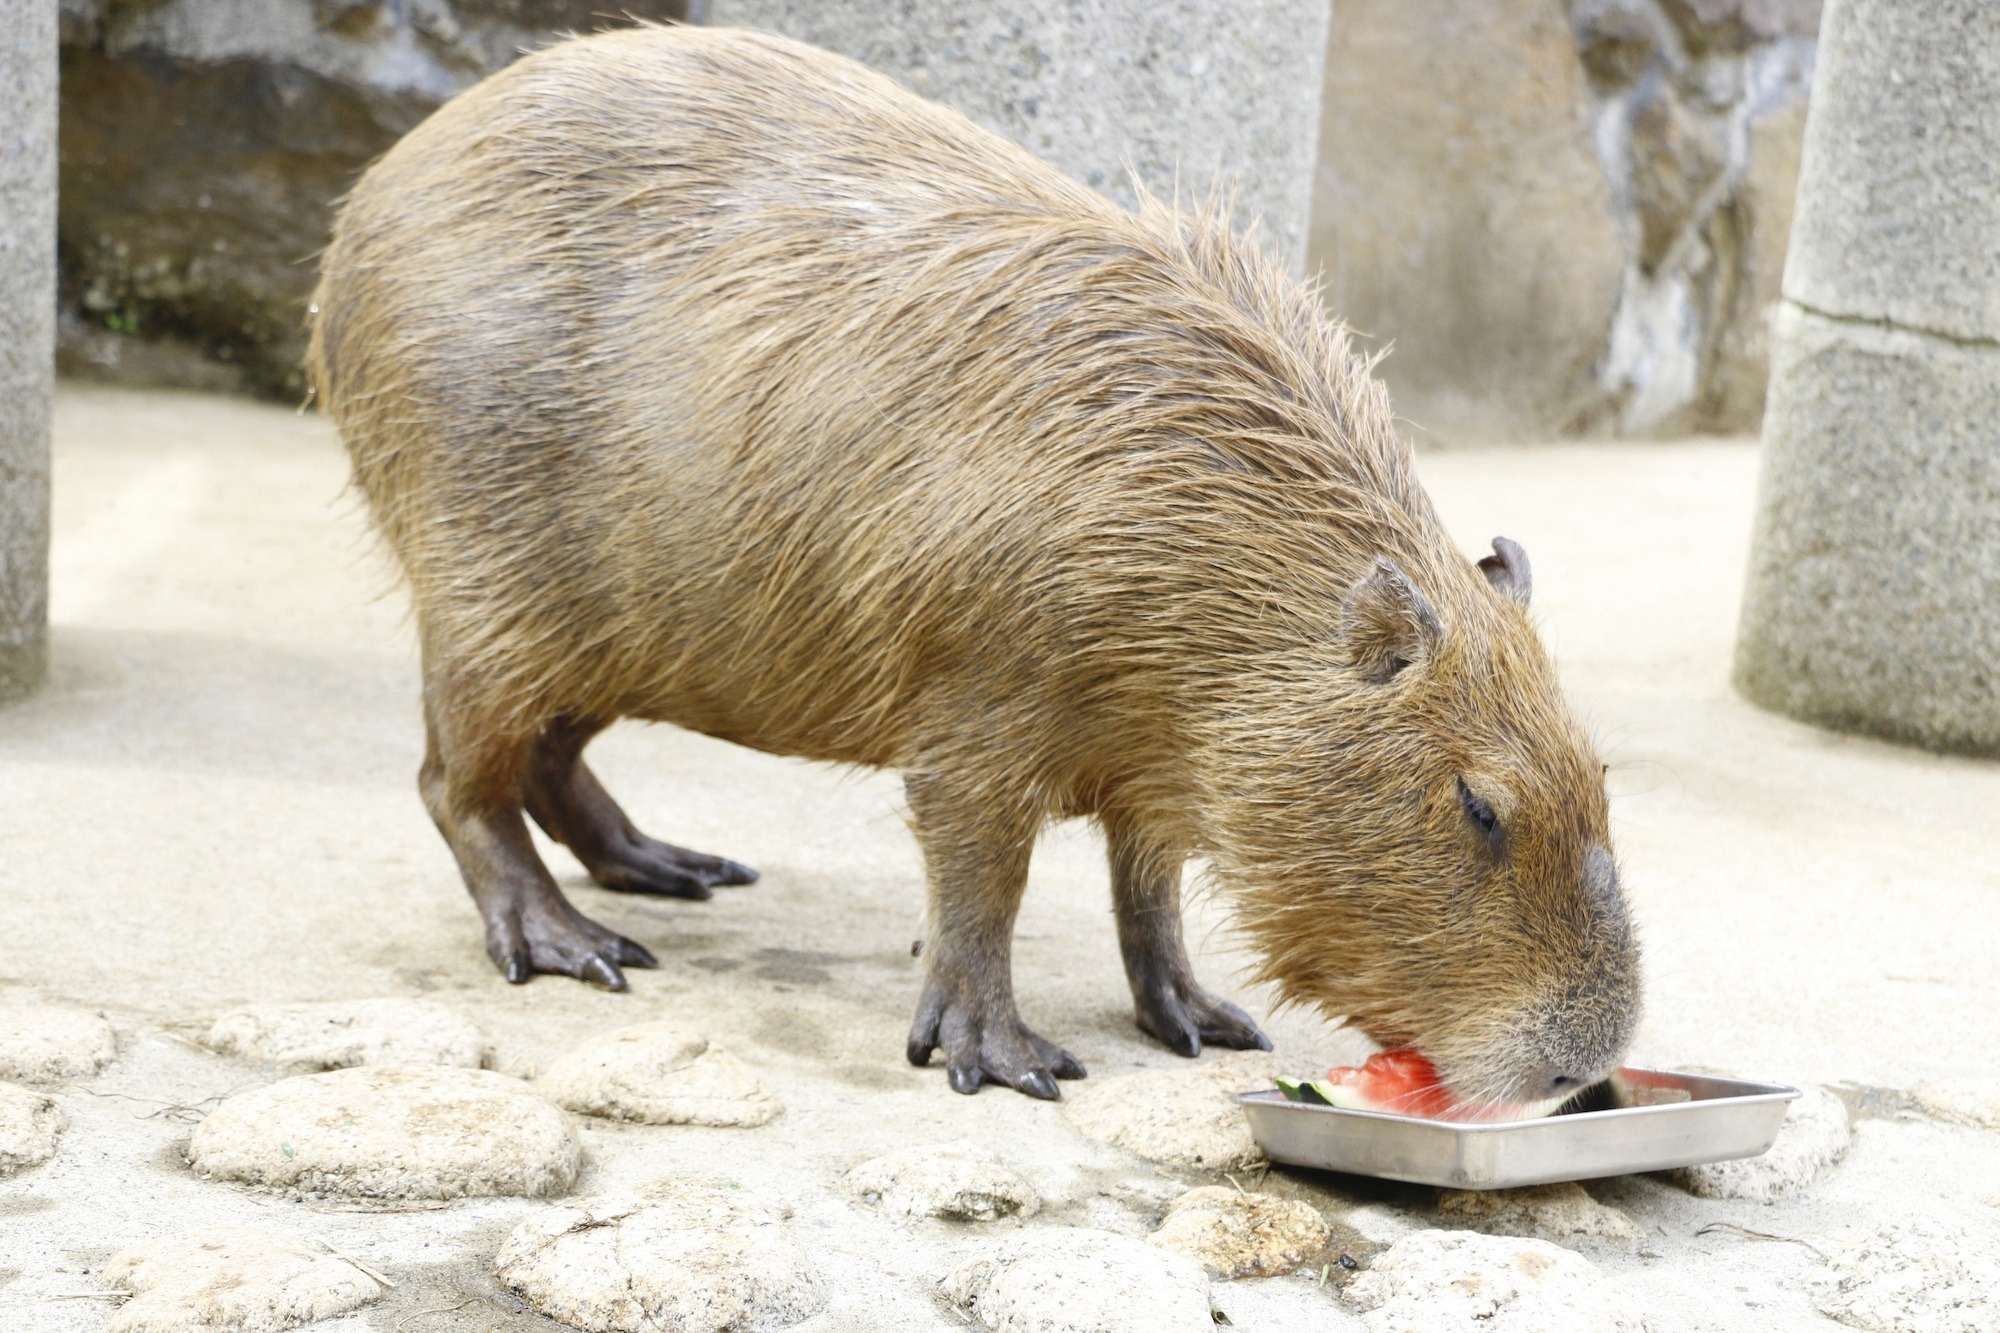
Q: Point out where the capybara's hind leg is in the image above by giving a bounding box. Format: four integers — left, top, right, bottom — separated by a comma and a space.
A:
903, 772, 1086, 1099
522, 717, 758, 900
1106, 813, 1270, 1056
419, 698, 657, 989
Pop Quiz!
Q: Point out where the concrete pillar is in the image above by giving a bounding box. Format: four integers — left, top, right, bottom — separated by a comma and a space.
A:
1734, 0, 2000, 755
705, 0, 1330, 273
0, 0, 57, 705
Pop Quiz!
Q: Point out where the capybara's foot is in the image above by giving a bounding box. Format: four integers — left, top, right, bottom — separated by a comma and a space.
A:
1134, 976, 1272, 1058
905, 979, 1086, 1099
485, 896, 658, 990
589, 835, 758, 901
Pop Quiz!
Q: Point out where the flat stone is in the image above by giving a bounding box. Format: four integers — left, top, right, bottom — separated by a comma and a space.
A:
940, 1227, 1214, 1333
103, 1228, 384, 1333
1807, 1215, 2000, 1333
1671, 1082, 1849, 1201
188, 1065, 579, 1200
203, 997, 487, 1072
495, 1179, 827, 1333
1061, 1051, 1278, 1170
0, 997, 117, 1083
539, 1022, 780, 1128
1345, 1230, 1656, 1332
1913, 1080, 2000, 1131
0, 1081, 65, 1177
1147, 1185, 1330, 1279
844, 1141, 1038, 1222
1437, 1183, 1638, 1242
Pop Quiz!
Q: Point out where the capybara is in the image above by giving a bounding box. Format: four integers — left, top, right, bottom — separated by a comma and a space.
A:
307, 24, 1640, 1102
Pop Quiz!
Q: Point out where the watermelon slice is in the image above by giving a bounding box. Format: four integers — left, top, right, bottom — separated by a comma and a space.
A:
1278, 1050, 1564, 1123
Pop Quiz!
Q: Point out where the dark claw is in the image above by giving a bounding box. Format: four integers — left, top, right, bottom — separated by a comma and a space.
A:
1138, 1002, 1202, 1057
641, 874, 713, 900
717, 859, 759, 886
580, 954, 626, 990
906, 986, 944, 1067
947, 1064, 984, 1095
1203, 997, 1274, 1051
1016, 1068, 1060, 1101
1137, 982, 1269, 1057
614, 936, 658, 969
1050, 1051, 1088, 1080
505, 952, 533, 985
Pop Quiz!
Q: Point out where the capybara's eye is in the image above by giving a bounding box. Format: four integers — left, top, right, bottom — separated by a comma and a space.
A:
1457, 778, 1501, 848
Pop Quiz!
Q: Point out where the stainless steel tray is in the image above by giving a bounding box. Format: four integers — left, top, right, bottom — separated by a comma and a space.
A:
1238, 1066, 1798, 1190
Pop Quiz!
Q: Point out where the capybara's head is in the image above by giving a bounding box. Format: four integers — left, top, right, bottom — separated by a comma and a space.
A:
1213, 537, 1640, 1109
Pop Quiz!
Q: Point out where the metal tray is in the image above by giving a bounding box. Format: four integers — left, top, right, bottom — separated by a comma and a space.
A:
1238, 1066, 1799, 1190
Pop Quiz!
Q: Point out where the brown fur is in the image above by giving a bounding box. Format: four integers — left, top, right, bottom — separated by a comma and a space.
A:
306, 24, 1639, 1102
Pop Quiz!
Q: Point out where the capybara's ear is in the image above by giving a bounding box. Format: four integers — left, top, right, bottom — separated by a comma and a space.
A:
1340, 557, 1444, 684
1477, 536, 1532, 607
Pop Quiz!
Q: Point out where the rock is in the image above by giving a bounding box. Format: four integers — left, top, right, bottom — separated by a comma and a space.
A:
1627, 80, 1729, 274
203, 997, 486, 1072
1346, 1230, 1655, 1332
188, 1065, 579, 1199
0, 1081, 65, 1176
1703, 95, 1809, 430
495, 1179, 827, 1333
1437, 1182, 1638, 1242
1671, 1082, 1848, 1201
0, 997, 117, 1083
1807, 1215, 2000, 1333
844, 1141, 1038, 1222
1914, 1080, 2000, 1131
1061, 1050, 1277, 1170
539, 1022, 780, 1129
1310, 0, 1624, 442
103, 1228, 385, 1333
54, 2, 695, 398
1734, 304, 2000, 755
1659, 0, 1825, 51
712, 0, 1331, 271
1148, 1185, 1330, 1279
940, 1227, 1214, 1333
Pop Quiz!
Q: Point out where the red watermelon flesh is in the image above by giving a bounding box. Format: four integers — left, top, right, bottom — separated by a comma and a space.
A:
1319, 1049, 1562, 1123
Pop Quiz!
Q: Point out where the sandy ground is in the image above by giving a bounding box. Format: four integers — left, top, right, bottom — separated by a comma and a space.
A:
1, 384, 1995, 1331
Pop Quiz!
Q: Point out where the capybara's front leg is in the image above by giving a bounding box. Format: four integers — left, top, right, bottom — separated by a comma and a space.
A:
903, 772, 1085, 1099
419, 701, 656, 989
523, 716, 759, 900
1106, 814, 1270, 1057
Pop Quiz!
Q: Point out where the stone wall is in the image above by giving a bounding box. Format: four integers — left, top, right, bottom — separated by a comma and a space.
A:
706, 1, 1331, 275
1311, 0, 1820, 441
57, 0, 1821, 438
56, 0, 694, 397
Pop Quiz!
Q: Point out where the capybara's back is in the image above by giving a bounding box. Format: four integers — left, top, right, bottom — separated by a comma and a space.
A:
311, 25, 1639, 1106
